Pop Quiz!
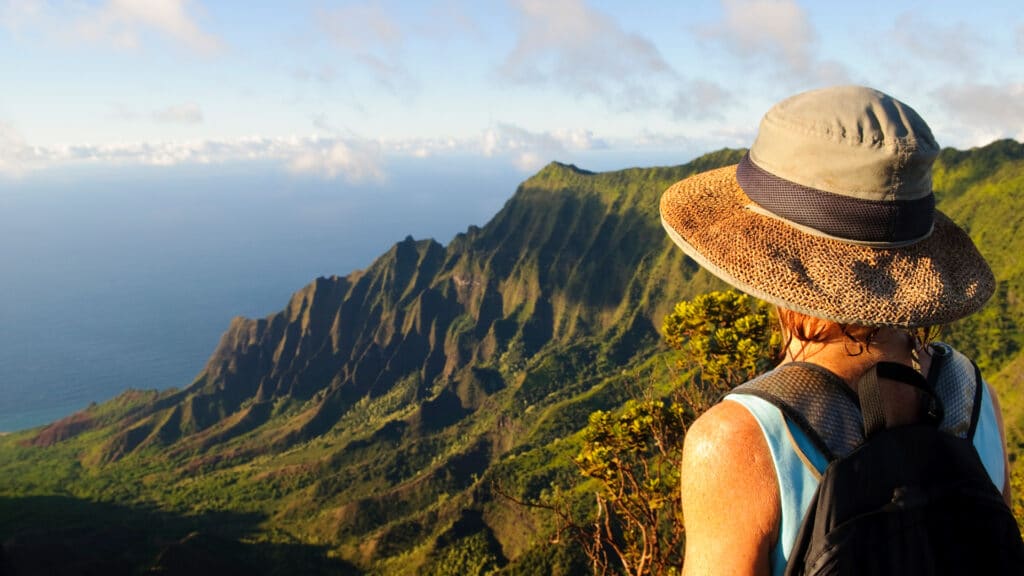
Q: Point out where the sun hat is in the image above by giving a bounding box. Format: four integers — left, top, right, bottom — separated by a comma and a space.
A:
659, 85, 994, 328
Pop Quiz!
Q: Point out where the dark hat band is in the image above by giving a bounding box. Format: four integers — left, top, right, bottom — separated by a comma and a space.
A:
736, 154, 935, 245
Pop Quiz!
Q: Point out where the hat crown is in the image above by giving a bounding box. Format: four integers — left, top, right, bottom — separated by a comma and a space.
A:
749, 86, 939, 202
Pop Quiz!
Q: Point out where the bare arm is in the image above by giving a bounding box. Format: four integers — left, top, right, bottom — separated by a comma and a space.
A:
680, 401, 780, 576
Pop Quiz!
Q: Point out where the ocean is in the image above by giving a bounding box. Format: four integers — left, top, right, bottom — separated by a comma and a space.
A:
0, 158, 521, 431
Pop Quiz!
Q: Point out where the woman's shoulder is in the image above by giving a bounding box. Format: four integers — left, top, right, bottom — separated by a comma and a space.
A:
680, 400, 779, 575
682, 400, 778, 496
684, 400, 768, 456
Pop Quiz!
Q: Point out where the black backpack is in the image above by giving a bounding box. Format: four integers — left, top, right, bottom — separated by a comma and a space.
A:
730, 343, 1024, 575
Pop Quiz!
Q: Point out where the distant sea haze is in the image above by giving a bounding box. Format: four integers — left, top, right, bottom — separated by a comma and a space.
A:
0, 159, 521, 432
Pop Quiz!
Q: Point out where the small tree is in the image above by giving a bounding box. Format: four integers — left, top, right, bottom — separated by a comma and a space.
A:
663, 290, 779, 390
540, 290, 778, 575
571, 394, 687, 575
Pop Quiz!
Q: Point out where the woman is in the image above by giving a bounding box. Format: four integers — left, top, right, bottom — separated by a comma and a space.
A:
658, 86, 1013, 575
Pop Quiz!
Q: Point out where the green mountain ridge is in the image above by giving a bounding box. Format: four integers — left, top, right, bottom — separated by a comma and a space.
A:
2, 142, 1023, 574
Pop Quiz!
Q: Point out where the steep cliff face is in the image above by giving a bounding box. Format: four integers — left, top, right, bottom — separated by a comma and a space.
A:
63, 154, 737, 468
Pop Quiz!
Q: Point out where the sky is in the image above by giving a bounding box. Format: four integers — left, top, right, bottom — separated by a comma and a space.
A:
0, 0, 1022, 181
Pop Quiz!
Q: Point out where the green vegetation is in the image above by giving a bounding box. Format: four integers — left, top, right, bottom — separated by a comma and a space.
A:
0, 142, 1022, 573
663, 291, 779, 387
524, 290, 777, 576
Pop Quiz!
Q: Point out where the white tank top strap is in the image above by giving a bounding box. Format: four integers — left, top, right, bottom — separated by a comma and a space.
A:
974, 381, 1006, 491
723, 394, 824, 575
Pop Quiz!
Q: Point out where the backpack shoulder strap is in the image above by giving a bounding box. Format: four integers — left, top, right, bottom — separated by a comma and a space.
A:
930, 343, 985, 440
859, 361, 944, 437
730, 363, 863, 462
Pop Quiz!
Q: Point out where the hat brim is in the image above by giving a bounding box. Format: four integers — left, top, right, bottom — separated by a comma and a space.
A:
660, 165, 994, 328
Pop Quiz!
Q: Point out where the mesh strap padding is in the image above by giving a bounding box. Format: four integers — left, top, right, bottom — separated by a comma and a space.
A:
730, 344, 980, 461
733, 362, 863, 461
931, 343, 982, 440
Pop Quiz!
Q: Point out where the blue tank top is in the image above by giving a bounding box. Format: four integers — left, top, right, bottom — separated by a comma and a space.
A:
725, 370, 1006, 575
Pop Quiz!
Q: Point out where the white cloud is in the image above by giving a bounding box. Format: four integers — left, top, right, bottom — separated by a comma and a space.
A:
0, 0, 43, 31
371, 124, 608, 171
287, 140, 386, 182
703, 0, 848, 85
669, 80, 733, 120
499, 0, 673, 108
0, 123, 617, 179
933, 83, 1024, 146
42, 138, 278, 167
152, 102, 203, 124
77, 0, 221, 53
2, 0, 220, 53
890, 14, 980, 74
631, 125, 754, 157
0, 132, 389, 183
315, 0, 486, 93
0, 121, 44, 176
480, 123, 607, 171
716, 0, 811, 69
320, 1, 401, 51
319, 2, 412, 92
384, 136, 460, 158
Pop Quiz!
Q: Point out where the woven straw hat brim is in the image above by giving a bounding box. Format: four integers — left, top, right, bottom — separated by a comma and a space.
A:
660, 165, 995, 328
